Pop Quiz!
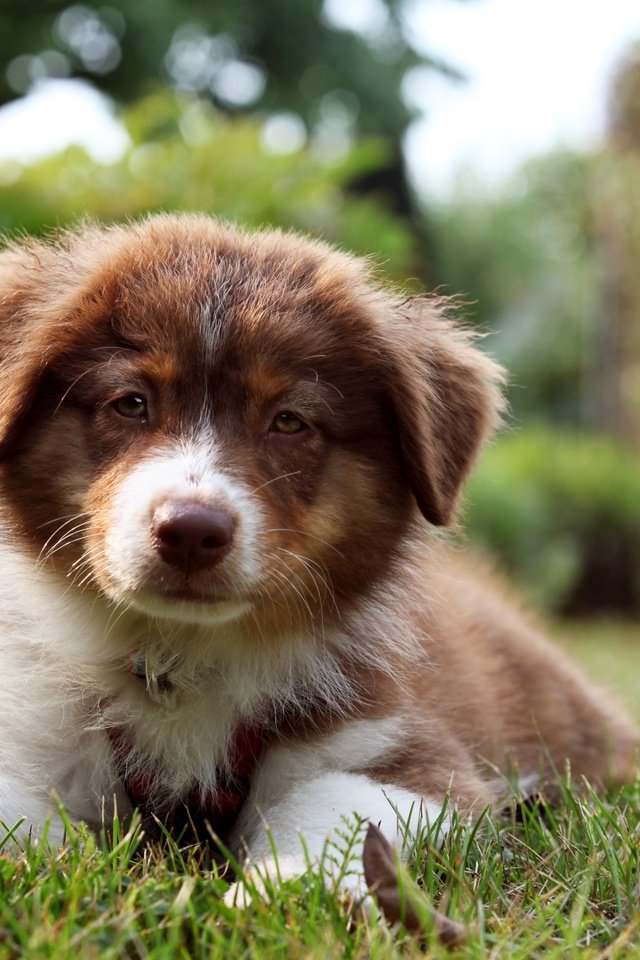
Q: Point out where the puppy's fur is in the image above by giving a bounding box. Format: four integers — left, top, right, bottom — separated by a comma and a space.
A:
0, 216, 636, 895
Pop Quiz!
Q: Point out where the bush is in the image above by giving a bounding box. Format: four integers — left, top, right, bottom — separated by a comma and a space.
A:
464, 427, 640, 615
0, 90, 416, 282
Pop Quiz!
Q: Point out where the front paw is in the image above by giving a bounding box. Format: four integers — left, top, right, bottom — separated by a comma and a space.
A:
223, 852, 310, 907
223, 851, 373, 910
223, 878, 255, 909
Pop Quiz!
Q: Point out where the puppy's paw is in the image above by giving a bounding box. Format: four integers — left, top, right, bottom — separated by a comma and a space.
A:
223, 878, 255, 909
223, 852, 309, 908
223, 854, 375, 914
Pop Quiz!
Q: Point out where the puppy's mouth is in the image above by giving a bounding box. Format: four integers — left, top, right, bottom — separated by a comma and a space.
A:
162, 586, 232, 603
124, 587, 254, 625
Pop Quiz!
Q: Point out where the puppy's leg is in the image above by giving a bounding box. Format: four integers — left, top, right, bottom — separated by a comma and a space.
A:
0, 734, 127, 847
226, 726, 447, 905
0, 775, 69, 846
228, 771, 441, 904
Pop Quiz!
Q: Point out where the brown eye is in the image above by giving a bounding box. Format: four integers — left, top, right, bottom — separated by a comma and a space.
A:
112, 394, 147, 419
271, 411, 306, 434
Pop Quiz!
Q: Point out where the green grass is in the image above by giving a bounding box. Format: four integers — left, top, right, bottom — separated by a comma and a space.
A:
1, 622, 639, 960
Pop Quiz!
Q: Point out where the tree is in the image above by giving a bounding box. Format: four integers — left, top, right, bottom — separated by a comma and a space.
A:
0, 0, 422, 140
592, 41, 640, 447
428, 150, 601, 425
0, 0, 475, 257
0, 90, 417, 280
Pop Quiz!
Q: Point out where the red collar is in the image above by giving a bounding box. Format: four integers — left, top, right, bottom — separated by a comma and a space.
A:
108, 720, 265, 840
108, 657, 266, 839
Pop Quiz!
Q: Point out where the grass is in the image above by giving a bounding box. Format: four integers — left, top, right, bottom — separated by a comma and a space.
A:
1, 622, 639, 960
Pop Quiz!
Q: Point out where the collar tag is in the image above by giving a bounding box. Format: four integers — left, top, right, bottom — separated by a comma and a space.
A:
128, 654, 174, 699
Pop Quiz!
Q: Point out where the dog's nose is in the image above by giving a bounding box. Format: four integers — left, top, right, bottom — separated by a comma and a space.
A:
151, 501, 235, 573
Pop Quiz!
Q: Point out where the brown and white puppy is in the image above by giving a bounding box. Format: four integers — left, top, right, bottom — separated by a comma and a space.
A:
0, 215, 636, 899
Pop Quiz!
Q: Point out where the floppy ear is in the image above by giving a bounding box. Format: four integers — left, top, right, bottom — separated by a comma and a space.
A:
380, 297, 506, 526
0, 345, 51, 459
0, 243, 62, 459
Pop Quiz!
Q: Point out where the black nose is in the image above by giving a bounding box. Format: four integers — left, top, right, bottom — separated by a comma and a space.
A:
151, 501, 235, 574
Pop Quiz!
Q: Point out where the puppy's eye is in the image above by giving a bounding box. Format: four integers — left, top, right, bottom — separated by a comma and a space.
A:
112, 394, 147, 419
270, 411, 306, 434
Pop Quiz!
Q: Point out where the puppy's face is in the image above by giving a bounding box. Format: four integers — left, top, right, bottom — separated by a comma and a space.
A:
0, 217, 503, 634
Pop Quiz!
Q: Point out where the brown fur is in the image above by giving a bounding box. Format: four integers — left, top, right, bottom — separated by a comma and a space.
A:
0, 214, 636, 837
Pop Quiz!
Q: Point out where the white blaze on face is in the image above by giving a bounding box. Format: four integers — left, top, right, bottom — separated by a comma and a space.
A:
100, 437, 264, 623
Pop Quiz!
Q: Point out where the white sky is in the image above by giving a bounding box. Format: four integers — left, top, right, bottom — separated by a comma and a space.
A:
1, 0, 640, 197
0, 79, 128, 165
403, 0, 640, 196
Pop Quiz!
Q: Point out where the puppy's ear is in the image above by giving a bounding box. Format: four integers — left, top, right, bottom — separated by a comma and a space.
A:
0, 226, 114, 458
0, 244, 60, 458
0, 342, 47, 460
0, 348, 51, 459
381, 297, 506, 526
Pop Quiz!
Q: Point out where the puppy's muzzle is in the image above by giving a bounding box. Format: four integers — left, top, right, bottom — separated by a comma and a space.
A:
152, 500, 235, 574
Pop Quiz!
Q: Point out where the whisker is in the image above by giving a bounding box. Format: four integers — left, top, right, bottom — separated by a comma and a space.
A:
36, 522, 92, 569
36, 514, 90, 557
246, 602, 276, 651
277, 548, 326, 608
40, 534, 89, 564
263, 527, 344, 557
268, 565, 302, 612
277, 547, 340, 621
36, 512, 90, 531
52, 363, 107, 416
249, 471, 301, 496
272, 557, 318, 633
258, 562, 296, 629
103, 600, 132, 640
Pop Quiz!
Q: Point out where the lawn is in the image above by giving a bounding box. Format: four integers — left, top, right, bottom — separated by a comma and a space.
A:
0, 621, 638, 960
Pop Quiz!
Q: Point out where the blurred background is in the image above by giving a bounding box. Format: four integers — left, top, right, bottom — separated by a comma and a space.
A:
0, 0, 638, 699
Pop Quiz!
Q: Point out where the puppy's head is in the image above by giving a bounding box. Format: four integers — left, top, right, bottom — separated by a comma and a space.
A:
0, 216, 504, 632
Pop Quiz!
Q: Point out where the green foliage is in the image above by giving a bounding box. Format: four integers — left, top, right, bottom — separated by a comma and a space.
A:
465, 427, 640, 614
0, 0, 425, 142
0, 91, 416, 279
1, 0, 442, 269
1, 768, 640, 958
430, 151, 601, 425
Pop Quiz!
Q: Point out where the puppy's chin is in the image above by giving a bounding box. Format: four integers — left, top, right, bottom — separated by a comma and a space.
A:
118, 591, 253, 626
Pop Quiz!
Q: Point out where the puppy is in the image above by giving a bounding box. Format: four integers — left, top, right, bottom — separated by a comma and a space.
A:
0, 215, 636, 899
